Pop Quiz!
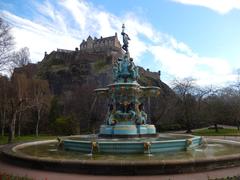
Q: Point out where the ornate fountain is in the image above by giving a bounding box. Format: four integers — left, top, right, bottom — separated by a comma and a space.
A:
62, 25, 202, 154
97, 24, 159, 138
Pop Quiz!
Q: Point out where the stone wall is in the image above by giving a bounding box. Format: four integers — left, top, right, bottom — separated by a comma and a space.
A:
138, 67, 161, 81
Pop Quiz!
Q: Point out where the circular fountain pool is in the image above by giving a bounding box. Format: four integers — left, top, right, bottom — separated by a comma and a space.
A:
1, 135, 240, 175
62, 133, 202, 154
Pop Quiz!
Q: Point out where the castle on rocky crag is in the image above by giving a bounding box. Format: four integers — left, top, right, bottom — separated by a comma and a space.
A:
78, 33, 161, 80
43, 33, 161, 87
45, 33, 123, 65
80, 33, 121, 54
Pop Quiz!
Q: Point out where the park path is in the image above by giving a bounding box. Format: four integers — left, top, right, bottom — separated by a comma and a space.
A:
1, 155, 240, 180
1, 136, 240, 180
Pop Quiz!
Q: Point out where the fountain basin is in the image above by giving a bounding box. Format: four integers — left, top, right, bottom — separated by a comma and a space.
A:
1, 137, 240, 175
62, 133, 202, 154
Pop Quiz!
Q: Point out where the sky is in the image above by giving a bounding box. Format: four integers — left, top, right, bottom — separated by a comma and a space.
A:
0, 0, 240, 86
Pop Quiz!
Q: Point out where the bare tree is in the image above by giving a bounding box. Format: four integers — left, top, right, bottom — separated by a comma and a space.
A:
8, 73, 31, 142
0, 75, 10, 136
194, 86, 213, 110
30, 79, 52, 136
172, 77, 196, 97
0, 17, 14, 72
220, 86, 240, 130
11, 47, 31, 68
172, 77, 197, 133
205, 92, 226, 132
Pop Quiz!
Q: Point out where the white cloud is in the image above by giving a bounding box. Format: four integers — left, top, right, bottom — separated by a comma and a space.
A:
149, 43, 235, 85
1, 0, 237, 86
149, 45, 196, 77
172, 0, 240, 14
2, 10, 80, 62
59, 0, 89, 31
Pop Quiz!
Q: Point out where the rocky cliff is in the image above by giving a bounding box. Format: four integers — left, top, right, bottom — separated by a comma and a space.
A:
38, 49, 173, 95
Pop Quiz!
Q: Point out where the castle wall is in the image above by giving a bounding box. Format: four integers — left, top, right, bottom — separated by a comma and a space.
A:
139, 67, 161, 80
80, 34, 121, 53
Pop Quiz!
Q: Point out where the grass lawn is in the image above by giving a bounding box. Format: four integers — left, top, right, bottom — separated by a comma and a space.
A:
0, 135, 57, 145
193, 128, 240, 136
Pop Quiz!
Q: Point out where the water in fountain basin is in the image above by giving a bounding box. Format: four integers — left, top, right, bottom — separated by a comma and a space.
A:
16, 140, 240, 161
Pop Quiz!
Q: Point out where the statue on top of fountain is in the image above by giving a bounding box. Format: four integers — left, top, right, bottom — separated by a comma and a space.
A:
113, 24, 139, 83
121, 24, 130, 53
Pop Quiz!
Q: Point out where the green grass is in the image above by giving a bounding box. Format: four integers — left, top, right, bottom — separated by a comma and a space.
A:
193, 128, 240, 136
209, 175, 240, 180
0, 135, 57, 145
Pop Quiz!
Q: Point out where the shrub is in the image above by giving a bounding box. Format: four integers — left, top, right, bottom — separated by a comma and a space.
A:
52, 116, 76, 135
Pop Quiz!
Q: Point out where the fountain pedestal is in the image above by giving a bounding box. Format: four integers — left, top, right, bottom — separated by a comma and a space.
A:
99, 124, 156, 137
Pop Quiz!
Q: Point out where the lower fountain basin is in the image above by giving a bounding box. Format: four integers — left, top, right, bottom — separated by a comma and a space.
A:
1, 137, 240, 175
62, 133, 202, 154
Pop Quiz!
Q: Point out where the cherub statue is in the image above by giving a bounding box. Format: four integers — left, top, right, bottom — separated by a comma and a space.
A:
136, 103, 147, 125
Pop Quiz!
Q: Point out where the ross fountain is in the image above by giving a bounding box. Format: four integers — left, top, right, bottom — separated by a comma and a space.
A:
62, 24, 202, 154
2, 25, 240, 175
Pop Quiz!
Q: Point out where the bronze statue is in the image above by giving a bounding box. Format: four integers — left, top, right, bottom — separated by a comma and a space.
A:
121, 24, 130, 53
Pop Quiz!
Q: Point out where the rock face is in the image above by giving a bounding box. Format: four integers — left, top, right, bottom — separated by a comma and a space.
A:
38, 49, 170, 96
39, 51, 110, 95
38, 34, 123, 95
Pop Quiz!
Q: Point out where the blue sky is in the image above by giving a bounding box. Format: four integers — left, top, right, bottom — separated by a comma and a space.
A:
1, 0, 240, 86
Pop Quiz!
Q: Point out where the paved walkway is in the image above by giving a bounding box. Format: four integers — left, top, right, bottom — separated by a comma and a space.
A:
171, 125, 238, 134
1, 136, 240, 180
1, 159, 240, 180
206, 135, 240, 142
